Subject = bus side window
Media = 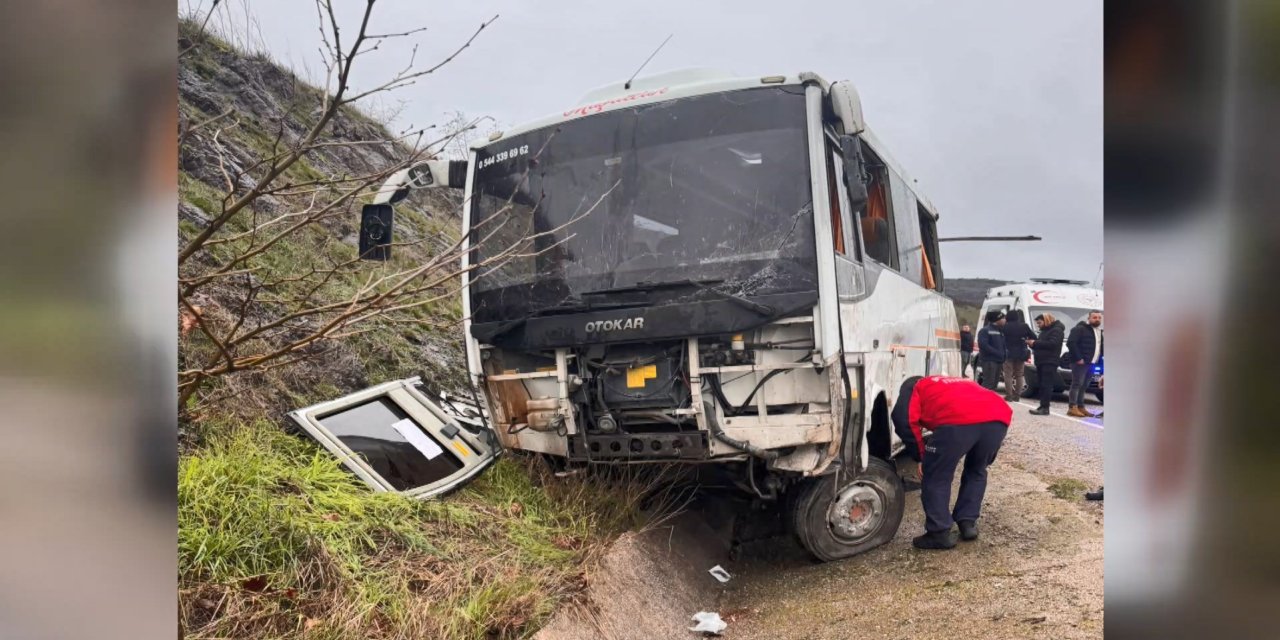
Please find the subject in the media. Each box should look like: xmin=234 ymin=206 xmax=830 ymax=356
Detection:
xmin=918 ymin=202 xmax=943 ymax=291
xmin=857 ymin=143 xmax=898 ymax=269
xmin=826 ymin=144 xmax=857 ymax=258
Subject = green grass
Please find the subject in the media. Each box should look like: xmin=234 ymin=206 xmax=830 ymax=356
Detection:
xmin=1046 ymin=477 xmax=1090 ymax=501
xmin=179 ymin=171 xmax=225 ymax=219
xmin=179 ymin=421 xmax=649 ymax=639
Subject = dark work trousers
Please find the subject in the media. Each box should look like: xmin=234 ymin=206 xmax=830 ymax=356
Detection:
xmin=921 ymin=421 xmax=1008 ymax=533
xmin=1069 ymin=362 xmax=1091 ymax=406
xmin=961 ymin=352 xmax=973 ymax=378
xmin=979 ymin=360 xmax=1002 ymax=390
xmin=1036 ymin=362 xmax=1058 ymax=409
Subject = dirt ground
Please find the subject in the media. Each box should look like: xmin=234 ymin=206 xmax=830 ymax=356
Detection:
xmin=539 ymin=397 xmax=1104 ymax=639
xmin=719 ymin=399 xmax=1104 ymax=640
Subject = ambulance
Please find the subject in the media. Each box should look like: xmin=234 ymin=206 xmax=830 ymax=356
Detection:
xmin=976 ymin=279 xmax=1104 ymax=401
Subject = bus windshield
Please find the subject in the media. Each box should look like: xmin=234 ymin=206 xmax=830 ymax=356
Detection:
xmin=467 ymin=86 xmax=816 ymax=324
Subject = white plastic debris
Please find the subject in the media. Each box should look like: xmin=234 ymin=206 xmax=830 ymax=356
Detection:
xmin=707 ymin=565 xmax=732 ymax=583
xmin=689 ymin=611 xmax=727 ymax=635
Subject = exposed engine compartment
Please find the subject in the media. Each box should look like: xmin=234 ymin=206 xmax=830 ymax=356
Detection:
xmin=479 ymin=320 xmax=831 ymax=465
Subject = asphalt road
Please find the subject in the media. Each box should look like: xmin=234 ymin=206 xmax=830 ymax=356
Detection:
xmin=716 ymin=391 xmax=1105 ymax=639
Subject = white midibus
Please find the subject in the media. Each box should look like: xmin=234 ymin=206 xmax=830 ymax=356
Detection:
xmin=341 ymin=69 xmax=959 ymax=560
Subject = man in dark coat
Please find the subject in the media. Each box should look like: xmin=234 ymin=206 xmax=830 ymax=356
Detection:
xmin=1065 ymin=310 xmax=1104 ymax=417
xmin=976 ymin=311 xmax=1006 ymax=391
xmin=892 ymin=375 xmax=1013 ymax=549
xmin=1001 ymin=309 xmax=1035 ymax=402
xmin=959 ymin=324 xmax=974 ymax=378
xmin=1027 ymin=313 xmax=1066 ymax=415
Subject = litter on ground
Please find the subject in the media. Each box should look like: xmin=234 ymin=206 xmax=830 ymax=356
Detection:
xmin=689 ymin=611 xmax=727 ymax=635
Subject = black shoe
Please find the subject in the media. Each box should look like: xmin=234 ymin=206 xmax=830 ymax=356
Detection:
xmin=1085 ymin=487 xmax=1104 ymax=501
xmin=913 ymin=529 xmax=958 ymax=550
xmin=957 ymin=520 xmax=979 ymax=541
xmin=1029 ymin=407 xmax=1050 ymax=415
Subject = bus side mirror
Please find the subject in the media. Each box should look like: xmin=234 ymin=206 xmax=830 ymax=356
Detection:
xmin=839 ymin=135 xmax=868 ymax=211
xmin=829 ymin=81 xmax=866 ymax=135
xmin=359 ymin=203 xmax=394 ymax=261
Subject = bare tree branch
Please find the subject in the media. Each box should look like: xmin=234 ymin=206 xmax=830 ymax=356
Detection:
xmin=341 ymin=14 xmax=498 ymax=105
xmin=176 ymin=3 xmax=530 ymax=415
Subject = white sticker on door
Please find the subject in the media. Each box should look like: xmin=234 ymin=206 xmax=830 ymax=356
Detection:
xmin=391 ymin=418 xmax=444 ymax=460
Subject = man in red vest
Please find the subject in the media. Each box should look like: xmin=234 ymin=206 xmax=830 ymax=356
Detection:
xmin=892 ymin=375 xmax=1013 ymax=549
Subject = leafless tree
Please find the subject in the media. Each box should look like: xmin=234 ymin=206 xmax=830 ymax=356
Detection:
xmin=178 ymin=2 xmax=604 ymax=415
xmin=437 ymin=110 xmax=497 ymax=160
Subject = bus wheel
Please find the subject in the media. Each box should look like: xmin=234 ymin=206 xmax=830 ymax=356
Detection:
xmin=790 ymin=458 xmax=904 ymax=562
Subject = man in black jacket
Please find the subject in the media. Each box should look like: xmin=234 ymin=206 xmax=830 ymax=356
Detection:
xmin=959 ymin=324 xmax=974 ymax=378
xmin=1027 ymin=313 xmax=1066 ymax=415
xmin=976 ymin=311 xmax=1006 ymax=391
xmin=1001 ymin=310 xmax=1035 ymax=402
xmin=1065 ymin=310 xmax=1104 ymax=417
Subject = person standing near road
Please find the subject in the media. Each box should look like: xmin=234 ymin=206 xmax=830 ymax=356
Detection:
xmin=976 ymin=311 xmax=1007 ymax=391
xmin=1027 ymin=313 xmax=1066 ymax=415
xmin=892 ymin=375 xmax=1013 ymax=550
xmin=1001 ymin=310 xmax=1035 ymax=402
xmin=959 ymin=324 xmax=974 ymax=378
xmin=1066 ymin=310 xmax=1104 ymax=418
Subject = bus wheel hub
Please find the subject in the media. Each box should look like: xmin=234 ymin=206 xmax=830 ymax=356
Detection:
xmin=828 ymin=484 xmax=884 ymax=541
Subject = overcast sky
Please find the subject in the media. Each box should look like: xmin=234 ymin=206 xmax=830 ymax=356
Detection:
xmin=196 ymin=0 xmax=1103 ymax=283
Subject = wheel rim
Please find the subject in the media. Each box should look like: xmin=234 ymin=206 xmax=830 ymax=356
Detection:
xmin=826 ymin=482 xmax=886 ymax=542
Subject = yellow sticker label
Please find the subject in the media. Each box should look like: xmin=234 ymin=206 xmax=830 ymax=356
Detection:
xmin=451 ymin=441 xmax=471 ymax=458
xmin=625 ymin=364 xmax=658 ymax=388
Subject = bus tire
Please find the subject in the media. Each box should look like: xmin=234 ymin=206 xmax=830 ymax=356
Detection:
xmin=791 ymin=458 xmax=904 ymax=562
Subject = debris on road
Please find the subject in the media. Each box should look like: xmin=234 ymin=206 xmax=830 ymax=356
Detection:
xmin=708 ymin=565 xmax=732 ymax=583
xmin=689 ymin=611 xmax=727 ymax=636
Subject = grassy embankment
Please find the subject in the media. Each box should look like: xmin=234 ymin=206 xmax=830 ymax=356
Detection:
xmin=178 ymin=24 xmax=655 ymax=638
xmin=180 ymin=422 xmax=651 ymax=639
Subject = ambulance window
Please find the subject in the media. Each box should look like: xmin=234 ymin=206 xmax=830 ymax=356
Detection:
xmin=985 ymin=304 xmax=1009 ymax=321
xmin=857 ymin=143 xmax=898 ymax=269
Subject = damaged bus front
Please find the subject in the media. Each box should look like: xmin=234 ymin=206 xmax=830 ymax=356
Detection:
xmin=468 ymin=82 xmax=827 ymax=468
xmin=359 ymin=70 xmax=960 ymax=560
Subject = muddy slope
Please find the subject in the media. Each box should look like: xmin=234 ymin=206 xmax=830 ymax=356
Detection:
xmin=535 ymin=513 xmax=732 ymax=640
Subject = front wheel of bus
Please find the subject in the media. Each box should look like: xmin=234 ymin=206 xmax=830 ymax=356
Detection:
xmin=791 ymin=458 xmax=905 ymax=562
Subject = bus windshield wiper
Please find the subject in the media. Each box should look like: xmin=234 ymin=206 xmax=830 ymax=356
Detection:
xmin=583 ymin=278 xmax=774 ymax=316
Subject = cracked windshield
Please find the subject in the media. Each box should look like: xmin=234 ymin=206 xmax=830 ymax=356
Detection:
xmin=468 ymin=86 xmax=816 ymax=324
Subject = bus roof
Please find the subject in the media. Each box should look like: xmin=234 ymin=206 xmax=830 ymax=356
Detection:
xmin=473 ymin=68 xmax=939 ymax=217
